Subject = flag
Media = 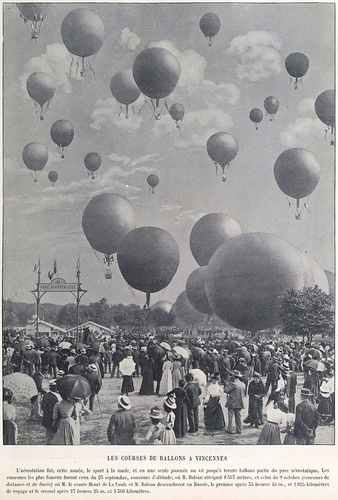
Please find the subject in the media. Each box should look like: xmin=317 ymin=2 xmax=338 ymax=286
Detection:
xmin=76 ymin=256 xmax=81 ymax=276
xmin=48 ymin=259 xmax=57 ymax=280
xmin=33 ymin=258 xmax=40 ymax=272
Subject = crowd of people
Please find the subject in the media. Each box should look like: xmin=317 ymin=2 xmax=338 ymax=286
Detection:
xmin=2 ymin=332 xmax=335 ymax=446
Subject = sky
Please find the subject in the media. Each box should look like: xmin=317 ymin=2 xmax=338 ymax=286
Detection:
xmin=2 ymin=2 xmax=335 ymax=308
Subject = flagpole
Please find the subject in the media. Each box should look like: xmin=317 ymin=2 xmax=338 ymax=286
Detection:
xmin=36 ymin=258 xmax=41 ymax=339
xmin=76 ymin=255 xmax=81 ymax=342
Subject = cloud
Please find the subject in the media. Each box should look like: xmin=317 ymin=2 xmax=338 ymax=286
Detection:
xmin=148 ymin=40 xmax=207 ymax=87
xmin=279 ymin=118 xmax=325 ymax=148
xmin=154 ymin=107 xmax=234 ymax=148
xmin=226 ymin=31 xmax=282 ymax=82
xmin=297 ymin=98 xmax=316 ymax=115
xmin=159 ymin=204 xmax=183 ymax=212
xmin=90 ymin=98 xmax=144 ymax=131
xmin=121 ymin=27 xmax=141 ymax=51
xmin=20 ymin=43 xmax=77 ymax=95
xmin=174 ymin=210 xmax=208 ymax=225
xmin=108 ymin=153 xmax=132 ymax=165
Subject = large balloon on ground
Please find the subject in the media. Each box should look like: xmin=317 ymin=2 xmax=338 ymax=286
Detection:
xmin=175 ymin=291 xmax=206 ymax=325
xmin=82 ymin=193 xmax=136 ymax=257
xmin=150 ymin=300 xmax=173 ymax=313
xmin=294 ymin=247 xmax=329 ymax=293
xmin=324 ymin=270 xmax=335 ymax=296
xmin=274 ymin=148 xmax=321 ymax=219
xmin=190 ymin=213 xmax=242 ymax=266
xmin=205 ymin=233 xmax=307 ymax=331
xmin=207 ymin=132 xmax=238 ymax=182
xmin=117 ymin=227 xmax=180 ymax=308
xmin=186 ymin=267 xmax=213 ymax=315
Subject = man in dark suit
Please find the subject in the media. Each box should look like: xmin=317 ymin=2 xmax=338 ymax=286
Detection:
xmin=294 ymin=388 xmax=319 ymax=445
xmin=223 ymin=370 xmax=246 ymax=434
xmin=41 ymin=379 xmax=61 ymax=444
xmin=30 ymin=366 xmax=48 ymax=420
xmin=264 ymin=356 xmax=280 ymax=396
xmin=283 ymin=362 xmax=297 ymax=413
xmin=185 ymin=373 xmax=202 ymax=433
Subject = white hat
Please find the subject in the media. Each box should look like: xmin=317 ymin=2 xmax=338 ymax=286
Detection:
xmin=118 ymin=395 xmax=131 ymax=410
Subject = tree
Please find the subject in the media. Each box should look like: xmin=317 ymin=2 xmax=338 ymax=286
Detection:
xmin=279 ymin=286 xmax=334 ymax=343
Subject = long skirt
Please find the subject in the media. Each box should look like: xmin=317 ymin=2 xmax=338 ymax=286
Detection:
xmin=3 ymin=420 xmax=17 ymax=445
xmin=173 ymin=402 xmax=188 ymax=438
xmin=52 ymin=417 xmax=80 ymax=445
xmin=257 ymin=422 xmax=281 ymax=445
xmin=283 ymin=431 xmax=296 ymax=445
xmin=121 ymin=375 xmax=134 ymax=394
xmin=162 ymin=428 xmax=176 ymax=445
xmin=204 ymin=396 xmax=225 ymax=430
xmin=243 ymin=397 xmax=263 ymax=426
xmin=139 ymin=369 xmax=154 ymax=395
xmin=318 ymin=398 xmax=332 ymax=420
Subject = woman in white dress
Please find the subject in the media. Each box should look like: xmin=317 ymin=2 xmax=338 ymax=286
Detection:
xmin=159 ymin=355 xmax=173 ymax=395
xmin=257 ymin=393 xmax=287 ymax=445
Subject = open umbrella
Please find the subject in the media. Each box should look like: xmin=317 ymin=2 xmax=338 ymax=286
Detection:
xmin=304 ymin=359 xmax=326 ymax=372
xmin=119 ymin=358 xmax=136 ymax=376
xmin=236 ymin=347 xmax=251 ymax=362
xmin=160 ymin=342 xmax=171 ymax=351
xmin=228 ymin=341 xmax=241 ymax=353
xmin=71 ymin=342 xmax=86 ymax=352
xmin=3 ymin=373 xmax=38 ymax=400
xmin=59 ymin=341 xmax=72 ymax=349
xmin=306 ymin=348 xmax=322 ymax=360
xmin=189 ymin=369 xmax=207 ymax=386
xmin=173 ymin=346 xmax=189 ymax=359
xmin=36 ymin=337 xmax=50 ymax=347
xmin=56 ymin=374 xmax=92 ymax=400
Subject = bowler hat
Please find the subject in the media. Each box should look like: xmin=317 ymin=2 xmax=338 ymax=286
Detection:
xmin=300 ymin=388 xmax=312 ymax=397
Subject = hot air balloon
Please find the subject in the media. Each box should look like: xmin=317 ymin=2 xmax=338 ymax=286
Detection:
xmin=249 ymin=108 xmax=263 ymax=130
xmin=133 ymin=47 xmax=181 ymax=120
xmin=169 ymin=103 xmax=185 ymax=130
xmin=175 ymin=291 xmax=206 ymax=326
xmin=82 ymin=193 xmax=136 ymax=279
xmin=26 ymin=72 xmax=55 ymax=120
xmin=207 ymin=132 xmax=238 ymax=182
xmin=150 ymin=300 xmax=173 ymax=313
xmin=205 ymin=233 xmax=307 ymax=332
xmin=190 ymin=213 xmax=242 ymax=266
xmin=17 ymin=3 xmax=51 ymax=40
xmin=199 ymin=12 xmax=221 ymax=46
xmin=147 ymin=174 xmax=159 ymax=194
xmin=117 ymin=227 xmax=180 ymax=309
xmin=61 ymin=8 xmax=105 ymax=77
xmin=22 ymin=142 xmax=48 ymax=182
xmin=315 ymin=90 xmax=335 ymax=145
xmin=285 ymin=52 xmax=309 ymax=89
xmin=264 ymin=96 xmax=279 ymax=121
xmin=110 ymin=70 xmax=141 ymax=119
xmin=186 ymin=267 xmax=213 ymax=315
xmin=50 ymin=120 xmax=74 ymax=159
xmin=48 ymin=170 xmax=58 ymax=187
xmin=84 ymin=152 xmax=101 ymax=179
xmin=274 ymin=148 xmax=321 ymax=219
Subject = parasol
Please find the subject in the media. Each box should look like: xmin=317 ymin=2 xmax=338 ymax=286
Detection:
xmin=119 ymin=358 xmax=136 ymax=376
xmin=189 ymin=369 xmax=207 ymax=386
xmin=59 ymin=341 xmax=72 ymax=349
xmin=305 ymin=348 xmax=322 ymax=360
xmin=173 ymin=346 xmax=189 ymax=359
xmin=160 ymin=342 xmax=171 ymax=351
xmin=56 ymin=374 xmax=92 ymax=400
xmin=304 ymin=359 xmax=326 ymax=372
xmin=3 ymin=373 xmax=38 ymax=400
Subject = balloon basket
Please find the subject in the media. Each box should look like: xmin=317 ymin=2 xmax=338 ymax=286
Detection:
xmin=40 ymin=115 xmax=44 ymax=121
xmin=104 ymin=270 xmax=112 ymax=279
xmin=295 ymin=213 xmax=301 ymax=220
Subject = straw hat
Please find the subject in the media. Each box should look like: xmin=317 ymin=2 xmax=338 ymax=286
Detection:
xmin=118 ymin=395 xmax=131 ymax=410
xmin=150 ymin=406 xmax=164 ymax=420
xmin=164 ymin=394 xmax=177 ymax=410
